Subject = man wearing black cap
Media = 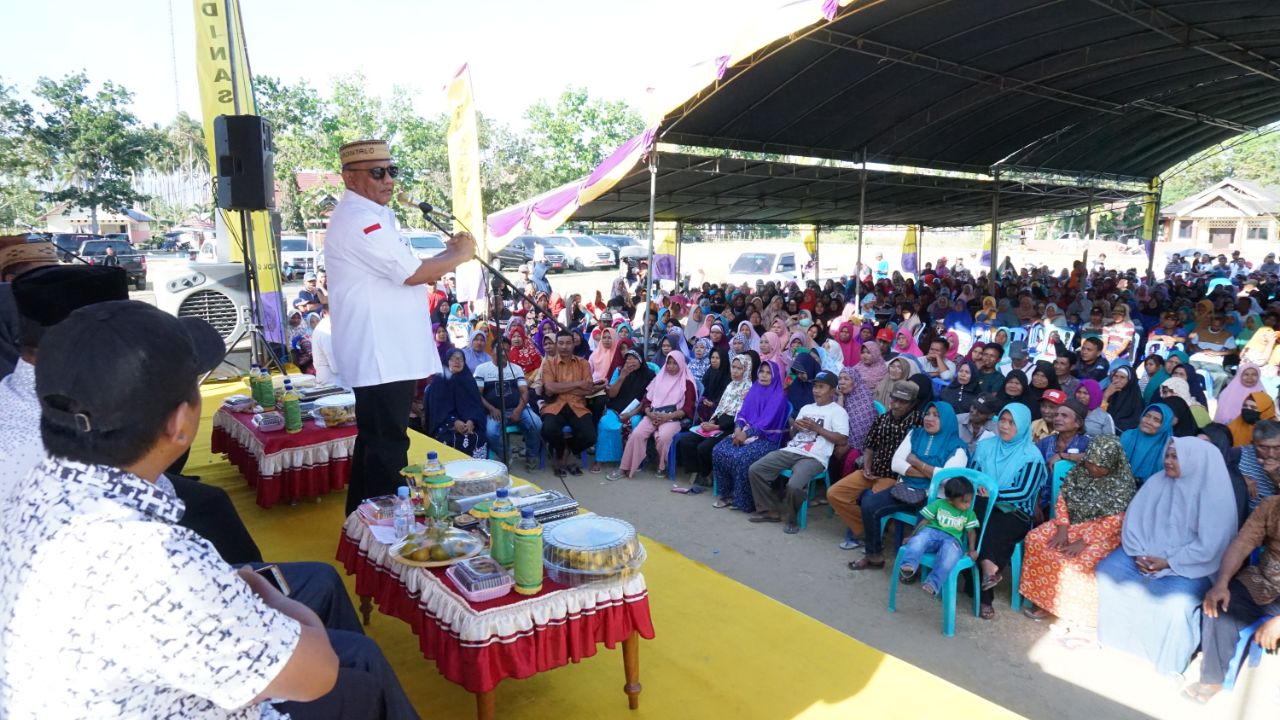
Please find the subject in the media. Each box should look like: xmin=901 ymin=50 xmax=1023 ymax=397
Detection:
xmin=0 ymin=299 xmax=417 ymax=719
xmin=747 ymin=370 xmax=848 ymax=534
xmin=957 ymin=394 xmax=998 ymax=456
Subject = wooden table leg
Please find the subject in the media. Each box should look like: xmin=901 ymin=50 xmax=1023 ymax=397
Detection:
xmin=622 ymin=631 xmax=641 ymax=710
xmin=359 ymin=595 xmax=372 ymax=626
xmin=475 ymin=689 xmax=495 ymax=720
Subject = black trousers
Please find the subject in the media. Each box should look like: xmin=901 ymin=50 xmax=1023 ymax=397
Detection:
xmin=276 ymin=629 xmax=419 ymax=720
xmin=676 ymin=431 xmax=727 ymax=477
xmin=169 ymin=474 xmax=263 ymax=565
xmin=348 ymin=380 xmax=417 ymax=516
xmin=964 ymin=497 xmax=1032 ymax=604
xmin=1199 ymin=578 xmax=1280 ymax=685
xmin=540 ymin=406 xmax=597 ymax=459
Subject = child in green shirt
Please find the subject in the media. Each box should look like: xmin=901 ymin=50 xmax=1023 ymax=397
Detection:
xmin=899 ymin=475 xmax=979 ymax=596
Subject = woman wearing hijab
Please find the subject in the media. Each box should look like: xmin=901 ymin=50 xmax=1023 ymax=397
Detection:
xmin=855 ymin=341 xmax=889 ymax=391
xmin=832 ymin=321 xmax=861 ymax=367
xmin=1102 ymin=364 xmax=1145 ymax=432
xmin=591 ymin=350 xmax=655 ymax=473
xmin=1227 ymin=391 xmax=1277 ymax=447
xmin=425 ymin=348 xmax=489 ymax=459
xmin=1095 ymin=437 xmax=1238 ymax=677
xmin=1026 ymin=361 xmax=1060 ymax=417
xmin=893 ymin=328 xmax=923 ymax=358
xmin=507 ymin=323 xmax=542 ymax=378
xmin=848 ymin=401 xmax=968 ymax=571
xmin=819 ymin=338 xmax=846 ymax=375
xmin=759 ymin=330 xmax=790 ymax=372
xmin=678 ymin=353 xmax=753 ymax=488
xmin=1239 ymin=326 xmax=1276 ymax=369
xmin=835 ymin=369 xmax=878 ymax=477
xmin=907 ymin=372 xmax=935 ymax=410
xmin=1199 ymin=423 xmax=1250 ymax=528
xmin=1214 ymin=364 xmax=1265 ymax=424
xmin=610 ymin=352 xmax=697 ymax=480
xmin=687 ymin=337 xmax=713 ymax=385
xmin=997 ymin=369 xmax=1033 ymax=415
xmin=1120 ymin=404 xmax=1175 ymax=485
xmin=589 ymin=327 xmax=621 ymax=382
xmin=874 ymin=356 xmax=916 ymax=408
xmin=1019 ymin=435 xmax=1137 ymax=625
xmin=939 ymin=360 xmax=981 ymax=416
xmin=1138 ymin=354 xmax=1169 ymax=404
xmin=737 ymin=321 xmax=762 ymax=352
xmin=707 ymin=323 xmax=730 ymax=353
xmin=788 ymin=353 xmax=820 ymax=411
xmin=1159 ymin=394 xmax=1200 ymax=438
xmin=695 ymin=347 xmax=733 ymax=423
xmin=1073 ymin=379 xmax=1115 ymax=437
xmin=1157 ymin=376 xmax=1210 ymax=429
xmin=965 ymin=404 xmax=1048 ymax=619
xmin=1169 ymin=364 xmax=1209 ymax=407
xmin=461 ymin=329 xmax=491 ymax=372
xmin=712 ymin=360 xmax=791 ymax=512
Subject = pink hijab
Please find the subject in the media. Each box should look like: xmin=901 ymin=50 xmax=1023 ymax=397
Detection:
xmin=760 ymin=330 xmax=791 ymax=371
xmin=1214 ymin=363 xmax=1263 ymax=424
xmin=856 ymin=341 xmax=888 ymax=388
xmin=893 ymin=328 xmax=923 ymax=357
xmin=834 ymin=320 xmax=861 ymax=366
xmin=646 ymin=351 xmax=692 ymax=408
xmin=589 ymin=327 xmax=618 ymax=381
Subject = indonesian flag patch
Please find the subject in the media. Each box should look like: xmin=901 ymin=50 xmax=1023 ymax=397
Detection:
xmin=363 ymin=223 xmax=381 ymax=235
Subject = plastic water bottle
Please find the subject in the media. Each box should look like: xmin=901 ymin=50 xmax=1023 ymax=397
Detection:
xmin=249 ymin=364 xmax=268 ymax=407
xmin=281 ymin=379 xmax=303 ymax=434
xmin=422 ymin=451 xmax=445 ymax=478
xmin=513 ymin=508 xmax=543 ymax=595
xmin=394 ymin=486 xmax=414 ymax=538
xmin=489 ymin=487 xmax=518 ymax=568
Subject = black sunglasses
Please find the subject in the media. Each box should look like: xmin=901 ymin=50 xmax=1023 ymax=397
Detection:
xmin=346 ymin=164 xmax=400 ymax=180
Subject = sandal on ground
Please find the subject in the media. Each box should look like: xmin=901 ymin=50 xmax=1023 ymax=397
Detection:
xmin=553 ymin=467 xmax=567 ymax=478
xmin=838 ymin=538 xmax=863 ymax=550
xmin=808 ymin=498 xmax=829 ymax=507
xmin=783 ymin=522 xmax=799 ymax=534
xmin=712 ymin=499 xmax=732 ymax=509
xmin=687 ymin=485 xmax=704 ymax=494
xmin=670 ymin=485 xmax=690 ymax=494
xmin=524 ymin=459 xmax=537 ymax=472
xmin=980 ymin=572 xmax=1003 ymax=591
xmin=848 ymin=557 xmax=885 ymax=571
xmin=748 ymin=514 xmax=781 ymax=523
xmin=588 ymin=463 xmax=603 ymax=474
xmin=899 ymin=565 xmax=918 ymax=582
xmin=567 ymin=465 xmax=583 ymax=477
xmin=979 ymin=603 xmax=995 ymax=620
xmin=1022 ymin=605 xmax=1052 ymax=621
xmin=605 ymin=470 xmax=626 ymax=481
xmin=922 ymin=584 xmax=938 ymax=597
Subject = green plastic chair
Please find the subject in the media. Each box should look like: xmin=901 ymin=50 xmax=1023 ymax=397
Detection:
xmin=1010 ymin=459 xmax=1074 ymax=611
xmin=887 ymin=468 xmax=999 ymax=637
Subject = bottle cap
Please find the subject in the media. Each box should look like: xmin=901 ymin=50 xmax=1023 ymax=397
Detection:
xmin=397 ymin=486 xmax=410 ymax=497
xmin=496 ymin=487 xmax=508 ymax=498
xmin=427 ymin=451 xmax=438 ymax=460
xmin=521 ymin=508 xmax=534 ymax=518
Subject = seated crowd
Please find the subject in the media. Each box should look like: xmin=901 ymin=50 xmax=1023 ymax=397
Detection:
xmin=424 ymin=249 xmax=1280 ymax=699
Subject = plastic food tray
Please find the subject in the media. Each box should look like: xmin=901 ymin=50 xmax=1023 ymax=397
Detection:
xmin=542 ymin=516 xmax=646 ymax=588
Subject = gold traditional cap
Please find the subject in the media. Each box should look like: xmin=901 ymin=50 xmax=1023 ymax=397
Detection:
xmin=0 ymin=239 xmax=58 ymax=277
xmin=339 ymin=139 xmax=391 ymax=166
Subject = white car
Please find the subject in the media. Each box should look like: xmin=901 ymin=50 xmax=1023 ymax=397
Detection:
xmin=279 ymin=235 xmax=318 ymax=280
xmin=404 ymin=231 xmax=447 ymax=260
xmin=545 ymin=233 xmax=616 ymax=271
xmin=725 ymin=247 xmax=807 ymax=287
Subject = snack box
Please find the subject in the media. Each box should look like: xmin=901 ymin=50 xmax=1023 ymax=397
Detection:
xmin=252 ymin=411 xmax=285 ymax=432
xmin=445 ymin=555 xmax=514 ymax=602
xmin=542 ymin=516 xmax=645 ymax=588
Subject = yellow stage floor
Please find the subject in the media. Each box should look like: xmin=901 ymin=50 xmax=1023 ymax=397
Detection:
xmin=190 ymin=382 xmax=1020 ymax=719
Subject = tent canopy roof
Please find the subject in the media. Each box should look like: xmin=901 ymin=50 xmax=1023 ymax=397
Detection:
xmin=656 ymin=0 xmax=1280 ymax=178
xmin=569 ymin=151 xmax=1146 ymax=227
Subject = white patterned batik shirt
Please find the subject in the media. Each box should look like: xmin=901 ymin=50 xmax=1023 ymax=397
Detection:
xmin=0 ymin=359 xmax=42 ymax=508
xmin=0 ymin=456 xmax=300 ymax=719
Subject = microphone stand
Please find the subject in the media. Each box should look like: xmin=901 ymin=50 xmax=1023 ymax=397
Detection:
xmin=414 ymin=210 xmax=568 ymax=470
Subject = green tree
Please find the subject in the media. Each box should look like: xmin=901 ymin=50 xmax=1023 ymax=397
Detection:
xmin=254 ymin=76 xmax=335 ymax=231
xmin=523 ymin=86 xmax=644 ymax=192
xmin=0 ymin=80 xmax=41 ymax=230
xmin=25 ymin=73 xmax=154 ymax=233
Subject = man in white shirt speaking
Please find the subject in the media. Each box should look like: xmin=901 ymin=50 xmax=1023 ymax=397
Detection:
xmin=326 ymin=139 xmax=475 ymax=515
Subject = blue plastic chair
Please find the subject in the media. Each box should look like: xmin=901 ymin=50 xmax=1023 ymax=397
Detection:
xmin=931 ymin=377 xmax=947 ymax=397
xmin=1224 ymin=615 xmax=1274 ymax=691
xmin=667 ymin=431 xmax=692 ymax=481
xmin=874 ymin=401 xmax=886 ymax=415
xmin=887 ymin=468 xmax=1000 ymax=637
xmin=786 ymin=467 xmax=832 ymax=529
xmin=1010 ymin=459 xmax=1074 ymax=611
xmin=1197 ymin=368 xmax=1217 ymax=401
xmin=1000 ymin=326 xmax=1028 ymax=346
xmin=488 ymin=423 xmax=524 ymax=463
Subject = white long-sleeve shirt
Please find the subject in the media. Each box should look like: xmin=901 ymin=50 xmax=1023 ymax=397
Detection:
xmin=890 ymin=435 xmax=968 ymax=478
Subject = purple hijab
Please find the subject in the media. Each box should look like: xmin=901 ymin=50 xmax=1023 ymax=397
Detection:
xmin=735 ymin=359 xmax=790 ymax=444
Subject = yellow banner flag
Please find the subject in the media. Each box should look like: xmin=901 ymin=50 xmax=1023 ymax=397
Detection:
xmin=190 ymin=0 xmax=284 ymax=341
xmin=445 ymin=64 xmax=485 ymax=302
xmin=653 ymin=221 xmax=678 ymax=280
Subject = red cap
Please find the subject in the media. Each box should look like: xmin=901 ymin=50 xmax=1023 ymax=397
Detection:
xmin=876 ymin=328 xmax=895 ymax=342
xmin=1041 ymin=389 xmax=1067 ymax=405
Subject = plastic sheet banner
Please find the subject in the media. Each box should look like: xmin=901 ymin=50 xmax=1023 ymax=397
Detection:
xmin=901 ymin=225 xmax=919 ymax=276
xmin=653 ymin=222 xmax=679 ymax=281
xmin=1143 ymin=177 xmax=1161 ymax=266
xmin=191 ymin=0 xmax=284 ymax=342
xmin=980 ymin=225 xmax=993 ymax=267
xmin=446 ymin=64 xmax=485 ymax=303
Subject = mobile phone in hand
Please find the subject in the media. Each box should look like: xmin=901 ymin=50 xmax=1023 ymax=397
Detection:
xmin=254 ymin=564 xmax=292 ymax=596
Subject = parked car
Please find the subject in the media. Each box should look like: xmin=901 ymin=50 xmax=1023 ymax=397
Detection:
xmin=493 ymin=235 xmax=567 ymax=272
xmin=279 ymin=235 xmax=319 ymax=280
xmin=49 ymin=232 xmax=104 ymax=261
xmin=544 ymin=233 xmax=614 ymax=271
xmin=404 ymin=231 xmax=448 ymax=260
xmin=79 ymin=239 xmax=147 ymax=290
xmin=725 ymin=246 xmax=807 ymax=287
xmin=593 ymin=234 xmax=648 ymax=263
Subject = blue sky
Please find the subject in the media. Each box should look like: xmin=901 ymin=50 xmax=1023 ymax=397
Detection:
xmin=1 ymin=0 xmax=757 ymax=127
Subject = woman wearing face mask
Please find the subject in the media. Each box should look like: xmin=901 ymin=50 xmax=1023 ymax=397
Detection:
xmin=1227 ymin=391 xmax=1277 ymax=447
xmin=1214 ymin=364 xmax=1265 ymax=424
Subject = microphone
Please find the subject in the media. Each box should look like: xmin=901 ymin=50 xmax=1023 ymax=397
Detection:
xmin=397 ymin=192 xmax=452 ymax=220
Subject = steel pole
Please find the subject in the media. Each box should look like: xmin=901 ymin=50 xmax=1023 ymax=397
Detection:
xmin=644 ymin=153 xmax=657 ymax=360
xmin=855 ymin=148 xmax=867 ymax=314
xmin=989 ymin=166 xmax=1001 ymax=293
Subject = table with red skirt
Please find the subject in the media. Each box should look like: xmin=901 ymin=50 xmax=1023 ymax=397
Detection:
xmin=336 ymin=513 xmax=656 ymax=720
xmin=210 ymin=408 xmax=355 ymax=508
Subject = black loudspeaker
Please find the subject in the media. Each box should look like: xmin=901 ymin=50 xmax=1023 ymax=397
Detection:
xmin=214 ymin=114 xmax=275 ymax=211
